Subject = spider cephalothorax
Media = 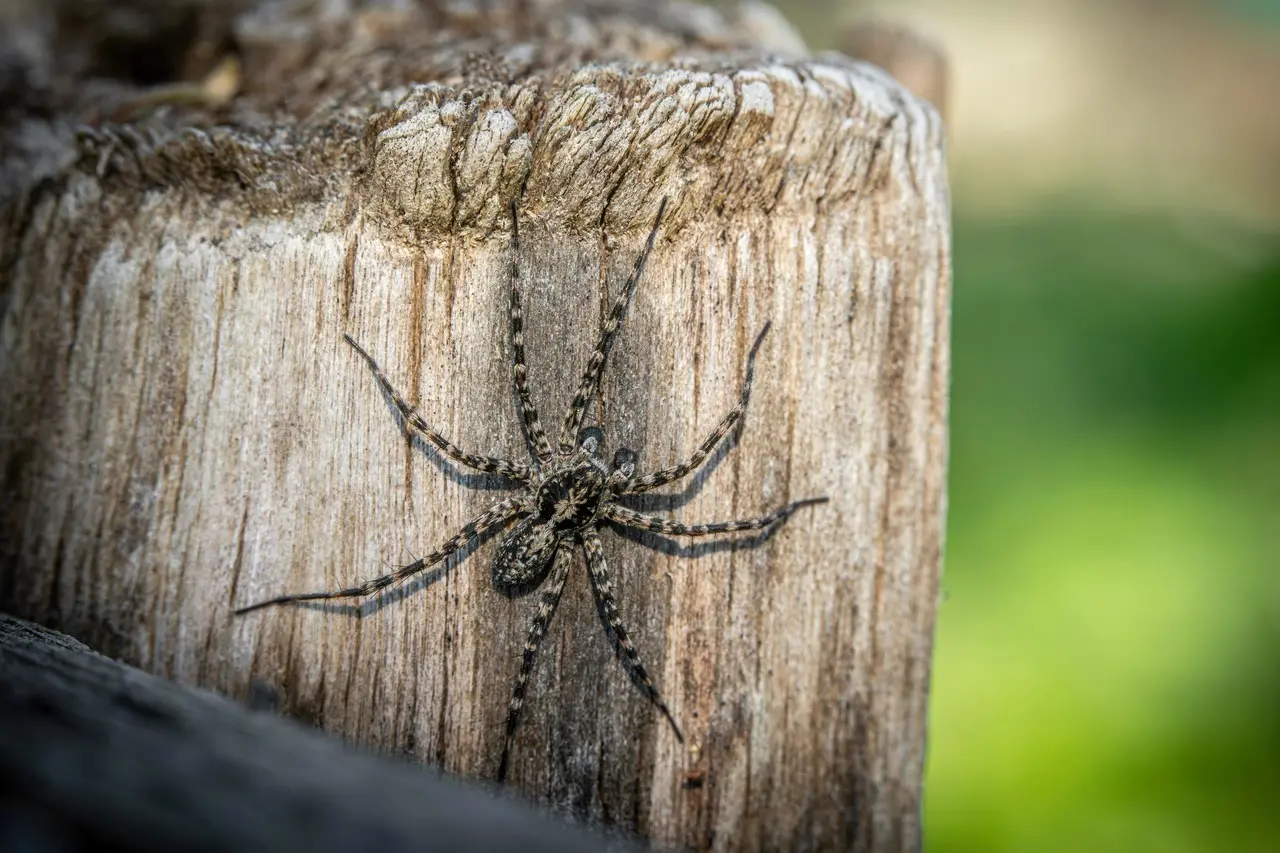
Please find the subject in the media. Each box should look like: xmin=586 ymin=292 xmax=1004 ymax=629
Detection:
xmin=491 ymin=431 xmax=621 ymax=588
xmin=235 ymin=199 xmax=827 ymax=782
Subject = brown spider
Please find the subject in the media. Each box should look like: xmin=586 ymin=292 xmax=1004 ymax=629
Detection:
xmin=234 ymin=199 xmax=827 ymax=782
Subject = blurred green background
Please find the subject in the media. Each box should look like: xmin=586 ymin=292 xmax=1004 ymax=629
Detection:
xmin=768 ymin=0 xmax=1280 ymax=849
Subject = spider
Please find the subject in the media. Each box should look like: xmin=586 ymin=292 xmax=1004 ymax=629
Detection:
xmin=234 ymin=198 xmax=828 ymax=782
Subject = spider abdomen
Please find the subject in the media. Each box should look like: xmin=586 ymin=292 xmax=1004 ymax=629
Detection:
xmin=492 ymin=463 xmax=607 ymax=589
xmin=493 ymin=516 xmax=561 ymax=589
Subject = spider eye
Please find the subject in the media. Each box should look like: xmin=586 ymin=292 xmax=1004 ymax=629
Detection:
xmin=612 ymin=447 xmax=637 ymax=478
xmin=579 ymin=426 xmax=604 ymax=455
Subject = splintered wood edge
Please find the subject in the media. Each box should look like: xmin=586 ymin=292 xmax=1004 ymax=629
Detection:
xmin=70 ymin=55 xmax=944 ymax=239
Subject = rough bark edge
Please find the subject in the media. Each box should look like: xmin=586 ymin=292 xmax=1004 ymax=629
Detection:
xmin=2 ymin=1 xmax=945 ymax=239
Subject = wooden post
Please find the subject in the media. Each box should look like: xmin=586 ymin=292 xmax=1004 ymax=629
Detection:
xmin=0 ymin=2 xmax=950 ymax=849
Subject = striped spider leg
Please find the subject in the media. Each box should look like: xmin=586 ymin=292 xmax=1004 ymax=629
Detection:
xmin=235 ymin=197 xmax=827 ymax=785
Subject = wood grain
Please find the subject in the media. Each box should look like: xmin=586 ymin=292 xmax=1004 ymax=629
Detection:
xmin=0 ymin=1 xmax=950 ymax=849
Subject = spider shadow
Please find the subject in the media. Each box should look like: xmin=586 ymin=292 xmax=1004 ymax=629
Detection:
xmin=359 ymin=360 xmax=523 ymax=494
xmin=583 ymin=517 xmax=793 ymax=729
xmin=604 ymin=510 xmax=794 ymax=561
xmin=616 ymin=419 xmax=743 ymax=515
xmin=408 ymin=431 xmax=515 ymax=493
xmin=289 ymin=517 xmax=515 ymax=619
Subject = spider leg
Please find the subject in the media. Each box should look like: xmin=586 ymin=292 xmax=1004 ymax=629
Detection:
xmin=602 ymin=498 xmax=827 ymax=537
xmin=620 ymin=322 xmax=771 ymax=495
xmin=497 ymin=538 xmax=574 ymax=784
xmin=345 ymin=335 xmax=533 ymax=483
xmin=233 ymin=496 xmax=527 ymax=614
xmin=507 ymin=201 xmax=554 ymax=464
xmin=581 ymin=530 xmax=684 ymax=744
xmin=557 ymin=198 xmax=668 ymax=454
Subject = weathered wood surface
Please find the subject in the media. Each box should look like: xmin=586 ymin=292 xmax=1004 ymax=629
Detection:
xmin=0 ymin=1 xmax=950 ymax=849
xmin=0 ymin=613 xmax=636 ymax=852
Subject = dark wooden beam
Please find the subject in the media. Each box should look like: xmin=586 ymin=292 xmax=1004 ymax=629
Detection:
xmin=0 ymin=614 xmax=637 ymax=853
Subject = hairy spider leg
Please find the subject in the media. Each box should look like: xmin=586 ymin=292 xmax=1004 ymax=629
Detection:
xmin=581 ymin=531 xmax=684 ymax=743
xmin=620 ymin=321 xmax=772 ymax=495
xmin=497 ymin=539 xmax=575 ymax=784
xmin=602 ymin=498 xmax=828 ymax=537
xmin=233 ymin=497 xmax=528 ymax=614
xmin=344 ymin=335 xmax=533 ymax=483
xmin=557 ymin=198 xmax=668 ymax=454
xmin=507 ymin=201 xmax=555 ymax=464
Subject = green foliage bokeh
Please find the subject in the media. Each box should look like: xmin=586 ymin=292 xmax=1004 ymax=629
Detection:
xmin=748 ymin=3 xmax=1279 ymax=846
xmin=925 ymin=208 xmax=1280 ymax=852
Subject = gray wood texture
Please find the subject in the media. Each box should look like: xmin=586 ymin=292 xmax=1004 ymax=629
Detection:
xmin=0 ymin=1 xmax=951 ymax=849
xmin=0 ymin=613 xmax=637 ymax=852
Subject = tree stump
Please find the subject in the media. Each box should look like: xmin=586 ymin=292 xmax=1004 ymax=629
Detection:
xmin=0 ymin=1 xmax=950 ymax=850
